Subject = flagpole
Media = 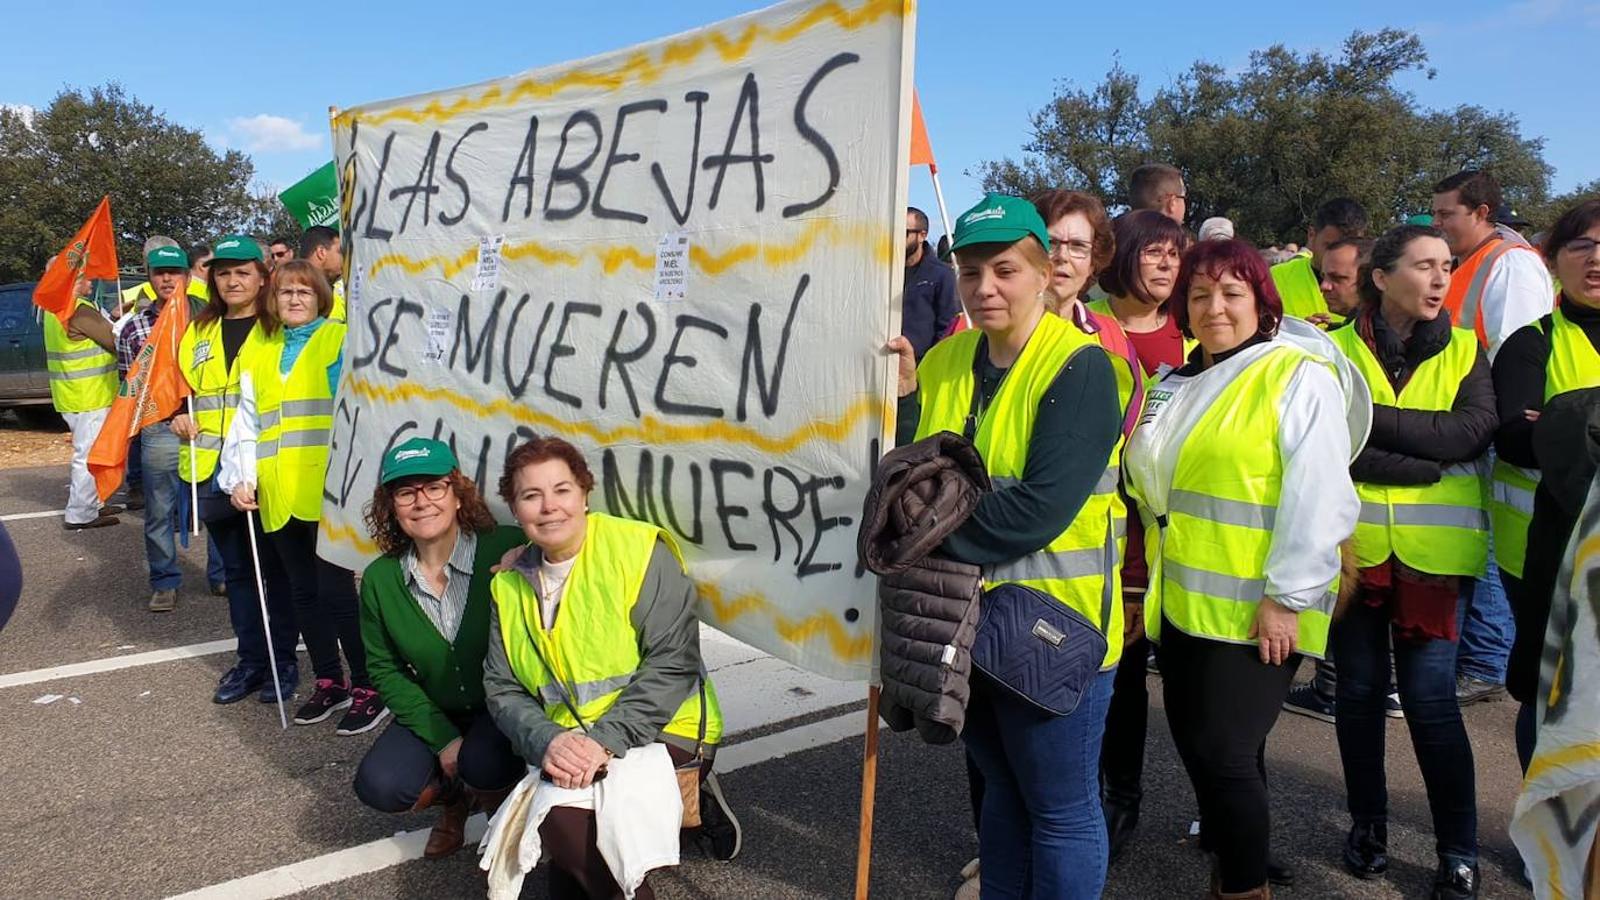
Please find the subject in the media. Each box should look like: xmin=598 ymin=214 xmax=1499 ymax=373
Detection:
xmin=927 ymin=166 xmax=955 ymax=254
xmin=852 ymin=684 xmax=881 ymax=900
xmin=245 ymin=510 xmax=289 ymax=730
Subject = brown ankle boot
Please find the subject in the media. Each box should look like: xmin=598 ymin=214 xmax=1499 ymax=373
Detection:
xmin=1209 ymin=883 xmax=1271 ymax=900
xmin=409 ymin=777 xmax=444 ymax=813
xmin=424 ymin=791 xmax=471 ymax=859
xmin=469 ymin=786 xmax=514 ymax=817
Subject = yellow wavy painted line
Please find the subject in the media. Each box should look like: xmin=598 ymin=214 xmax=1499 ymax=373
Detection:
xmin=338 ymin=0 xmax=907 ymax=129
xmin=1525 ymin=740 xmax=1600 ymax=784
xmin=697 ymin=580 xmax=872 ymax=661
xmin=365 ymin=219 xmax=892 ymax=281
xmin=319 ymin=517 xmax=870 ymax=663
xmin=342 ymin=378 xmax=884 ymax=454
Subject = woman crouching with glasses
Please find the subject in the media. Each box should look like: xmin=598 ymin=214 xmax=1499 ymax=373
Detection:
xmin=351 ymin=438 xmax=528 ymax=859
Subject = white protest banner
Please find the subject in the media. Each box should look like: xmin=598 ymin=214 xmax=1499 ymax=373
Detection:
xmin=321 ymin=0 xmax=915 ymax=680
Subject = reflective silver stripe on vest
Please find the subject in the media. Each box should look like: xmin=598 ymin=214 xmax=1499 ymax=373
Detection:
xmin=1441 ymin=461 xmax=1481 ymax=480
xmin=259 ymin=409 xmax=281 ymax=431
xmin=992 ymin=466 xmax=1119 ymax=496
xmin=191 ymin=395 xmax=227 ymax=412
xmin=537 ymin=672 xmax=636 ymax=708
xmin=1492 ymin=480 xmax=1536 ymax=516
xmin=1168 ymin=489 xmax=1277 ymax=530
xmin=1359 ymin=502 xmax=1388 ymax=525
xmin=192 ymin=433 xmax=223 ymax=451
xmin=989 ymin=546 xmax=1108 ymax=583
xmin=281 ymin=398 xmax=335 ymax=418
xmin=277 ymin=428 xmax=331 ymax=449
xmin=1390 ymin=503 xmax=1489 ymax=530
xmin=257 ymin=440 xmax=278 ymax=460
xmin=1166 ymin=561 xmax=1265 ymax=603
xmin=50 ymin=363 xmax=115 ymax=380
xmin=1458 ymin=242 xmax=1519 ymax=334
xmin=47 ymin=347 xmax=111 ymax=362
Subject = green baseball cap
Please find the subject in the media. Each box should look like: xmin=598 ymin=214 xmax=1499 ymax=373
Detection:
xmin=207 ymin=234 xmax=264 ymax=265
xmin=380 ymin=437 xmax=457 ymax=485
xmin=146 ymin=246 xmax=189 ymax=270
xmin=942 ymin=193 xmax=1051 ymax=261
xmin=1405 ymin=214 xmax=1434 ymax=226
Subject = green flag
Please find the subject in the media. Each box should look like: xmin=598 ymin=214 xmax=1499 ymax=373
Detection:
xmin=279 ymin=161 xmax=340 ymax=229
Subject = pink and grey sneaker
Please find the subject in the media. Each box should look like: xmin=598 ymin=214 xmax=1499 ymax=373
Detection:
xmin=293 ymin=679 xmax=351 ymax=725
xmin=336 ymin=687 xmax=390 ymax=736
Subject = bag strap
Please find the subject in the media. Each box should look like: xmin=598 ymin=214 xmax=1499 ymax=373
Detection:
xmin=517 ymin=597 xmax=591 ymax=734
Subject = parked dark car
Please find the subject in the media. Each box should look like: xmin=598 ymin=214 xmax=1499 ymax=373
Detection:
xmin=0 ymin=280 xmax=127 ymax=421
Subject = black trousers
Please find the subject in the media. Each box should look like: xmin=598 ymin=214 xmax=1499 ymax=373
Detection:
xmin=1100 ymin=633 xmax=1150 ymax=805
xmin=268 ymin=517 xmax=367 ymax=686
xmin=1157 ymin=620 xmax=1298 ymax=894
xmin=353 ymin=712 xmax=524 ymax=812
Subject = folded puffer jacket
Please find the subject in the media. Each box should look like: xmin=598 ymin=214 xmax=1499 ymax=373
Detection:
xmin=858 ymin=431 xmax=987 ymax=744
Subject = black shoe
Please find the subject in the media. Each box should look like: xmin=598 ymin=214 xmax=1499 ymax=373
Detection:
xmin=259 ymin=661 xmax=299 ymax=703
xmin=1343 ymin=821 xmax=1389 ymax=878
xmin=214 ymin=665 xmax=267 ymax=704
xmin=695 ymin=771 xmax=742 ymax=861
xmin=1282 ymin=683 xmax=1336 ymax=723
xmin=98 ymin=503 xmax=125 ymax=516
xmin=1455 ymin=675 xmax=1505 ymax=705
xmin=292 ymin=678 xmax=351 ymax=725
xmin=122 ymin=490 xmax=145 ymax=511
xmin=335 ymin=687 xmax=390 ymax=735
xmin=209 ymin=581 xmax=227 ymax=597
xmin=1104 ymin=798 xmax=1140 ymax=864
xmin=1266 ymin=855 xmax=1295 ymax=887
xmin=1431 ymin=859 xmax=1479 ymax=899
xmin=64 ymin=514 xmax=120 ymax=530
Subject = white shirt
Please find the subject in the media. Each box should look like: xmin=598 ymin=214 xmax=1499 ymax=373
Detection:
xmin=217 ymin=371 xmax=259 ymax=494
xmin=1480 ymin=248 xmax=1555 ymax=361
xmin=538 ymin=554 xmax=578 ymax=630
xmin=1124 ymin=341 xmax=1361 ymax=611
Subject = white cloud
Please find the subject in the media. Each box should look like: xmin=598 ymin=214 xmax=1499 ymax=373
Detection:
xmin=226 ymin=114 xmax=322 ymax=152
xmin=2 ymin=103 xmax=36 ymax=127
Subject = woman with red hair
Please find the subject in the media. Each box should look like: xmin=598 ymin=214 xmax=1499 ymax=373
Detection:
xmin=1123 ymin=239 xmax=1360 ymax=899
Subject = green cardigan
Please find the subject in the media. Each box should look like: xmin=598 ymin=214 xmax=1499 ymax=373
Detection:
xmin=359 ymin=525 xmax=526 ymax=753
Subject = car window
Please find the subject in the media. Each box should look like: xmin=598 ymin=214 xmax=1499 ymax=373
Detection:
xmin=0 ymin=287 xmax=33 ymax=337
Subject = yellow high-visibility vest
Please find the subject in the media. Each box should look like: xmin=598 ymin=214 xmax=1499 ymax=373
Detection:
xmin=252 ymin=322 xmax=343 ymax=531
xmin=43 ymin=298 xmax=117 ymax=413
xmin=914 ymin=311 xmax=1125 ymax=669
xmin=178 ymin=318 xmax=267 ymax=483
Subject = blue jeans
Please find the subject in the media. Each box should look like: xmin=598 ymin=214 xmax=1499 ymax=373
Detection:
xmin=200 ymin=478 xmax=298 ymax=670
xmin=206 ymin=534 xmax=225 ymax=586
xmin=962 ymin=667 xmax=1115 ymax=900
xmin=126 ymin=432 xmax=143 ymax=492
xmin=1332 ymin=584 xmax=1478 ymax=866
xmin=138 ymin=424 xmax=182 ymax=591
xmin=1457 ymin=524 xmax=1515 ymax=684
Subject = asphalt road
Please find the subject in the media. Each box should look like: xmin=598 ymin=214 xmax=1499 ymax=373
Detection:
xmin=0 ymin=464 xmax=1535 ymax=899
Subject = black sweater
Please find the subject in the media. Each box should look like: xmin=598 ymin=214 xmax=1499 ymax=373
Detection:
xmin=1492 ymin=299 xmax=1600 ymax=468
xmin=896 ymin=339 xmax=1121 ymax=566
xmin=1346 ymin=308 xmax=1497 ymax=486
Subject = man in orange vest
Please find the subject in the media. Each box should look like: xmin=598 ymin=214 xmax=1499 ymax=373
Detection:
xmin=1432 ymin=170 xmax=1553 ymax=357
xmin=1432 ymin=170 xmax=1554 ymax=707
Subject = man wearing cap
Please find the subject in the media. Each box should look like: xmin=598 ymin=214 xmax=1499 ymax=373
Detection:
xmin=1270 ymin=197 xmax=1370 ymax=329
xmin=117 ymin=246 xmax=208 ymax=611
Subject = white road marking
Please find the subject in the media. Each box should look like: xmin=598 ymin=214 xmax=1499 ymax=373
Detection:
xmin=0 ymin=639 xmax=239 ymax=689
xmin=164 ymin=710 xmax=876 ymax=900
xmin=0 ymin=508 xmax=67 ymax=522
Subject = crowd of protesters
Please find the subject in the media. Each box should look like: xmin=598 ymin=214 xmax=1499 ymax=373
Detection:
xmin=31 ymin=160 xmax=1599 ymax=899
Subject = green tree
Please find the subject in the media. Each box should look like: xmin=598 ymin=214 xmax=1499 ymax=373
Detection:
xmin=977 ymin=30 xmax=1567 ymax=242
xmin=0 ymin=83 xmax=263 ymax=283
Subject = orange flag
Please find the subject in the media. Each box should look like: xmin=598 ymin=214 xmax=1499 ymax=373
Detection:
xmin=88 ymin=283 xmax=194 ymax=501
xmin=33 ymin=197 xmax=119 ymax=324
xmin=910 ymin=91 xmax=937 ymax=173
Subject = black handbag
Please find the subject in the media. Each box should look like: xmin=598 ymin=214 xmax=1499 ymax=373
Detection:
xmin=970 ymin=582 xmax=1109 ymax=716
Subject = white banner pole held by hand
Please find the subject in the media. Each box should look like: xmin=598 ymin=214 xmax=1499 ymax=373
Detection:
xmin=244 ymin=509 xmax=289 ymax=730
xmin=186 ymin=395 xmax=199 ymax=536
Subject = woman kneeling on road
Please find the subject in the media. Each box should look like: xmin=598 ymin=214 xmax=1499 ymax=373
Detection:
xmin=1124 ymin=238 xmax=1360 ymax=900
xmin=352 ymin=438 xmax=527 ymax=859
xmin=484 ymin=436 xmax=740 ymax=900
xmin=1328 ymin=225 xmax=1493 ymax=899
xmin=890 ymin=193 xmax=1124 ymax=899
xmin=220 ymin=260 xmax=385 ymax=735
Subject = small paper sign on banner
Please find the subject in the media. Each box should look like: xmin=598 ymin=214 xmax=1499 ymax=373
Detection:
xmin=423 ymin=307 xmax=452 ymax=364
xmin=654 ymin=232 xmax=689 ymax=301
xmin=471 ymin=235 xmax=506 ymax=292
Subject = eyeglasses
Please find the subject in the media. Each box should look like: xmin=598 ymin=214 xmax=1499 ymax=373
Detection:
xmin=1050 ymin=239 xmax=1094 ymax=261
xmin=906 ymin=229 xmax=927 ymax=237
xmin=1140 ymin=245 xmax=1182 ymax=264
xmin=392 ymin=479 xmax=450 ymax=506
xmin=1559 ymin=237 xmax=1600 ymax=256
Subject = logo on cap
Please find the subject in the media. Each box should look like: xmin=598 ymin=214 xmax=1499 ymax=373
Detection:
xmin=394 ymin=448 xmax=432 ymax=461
xmin=218 ymin=239 xmax=241 ymax=250
xmin=963 ymin=206 xmax=1007 ymax=224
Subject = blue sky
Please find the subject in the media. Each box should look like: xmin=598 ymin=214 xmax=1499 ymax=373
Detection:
xmin=5 ymin=0 xmax=1591 ymax=241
